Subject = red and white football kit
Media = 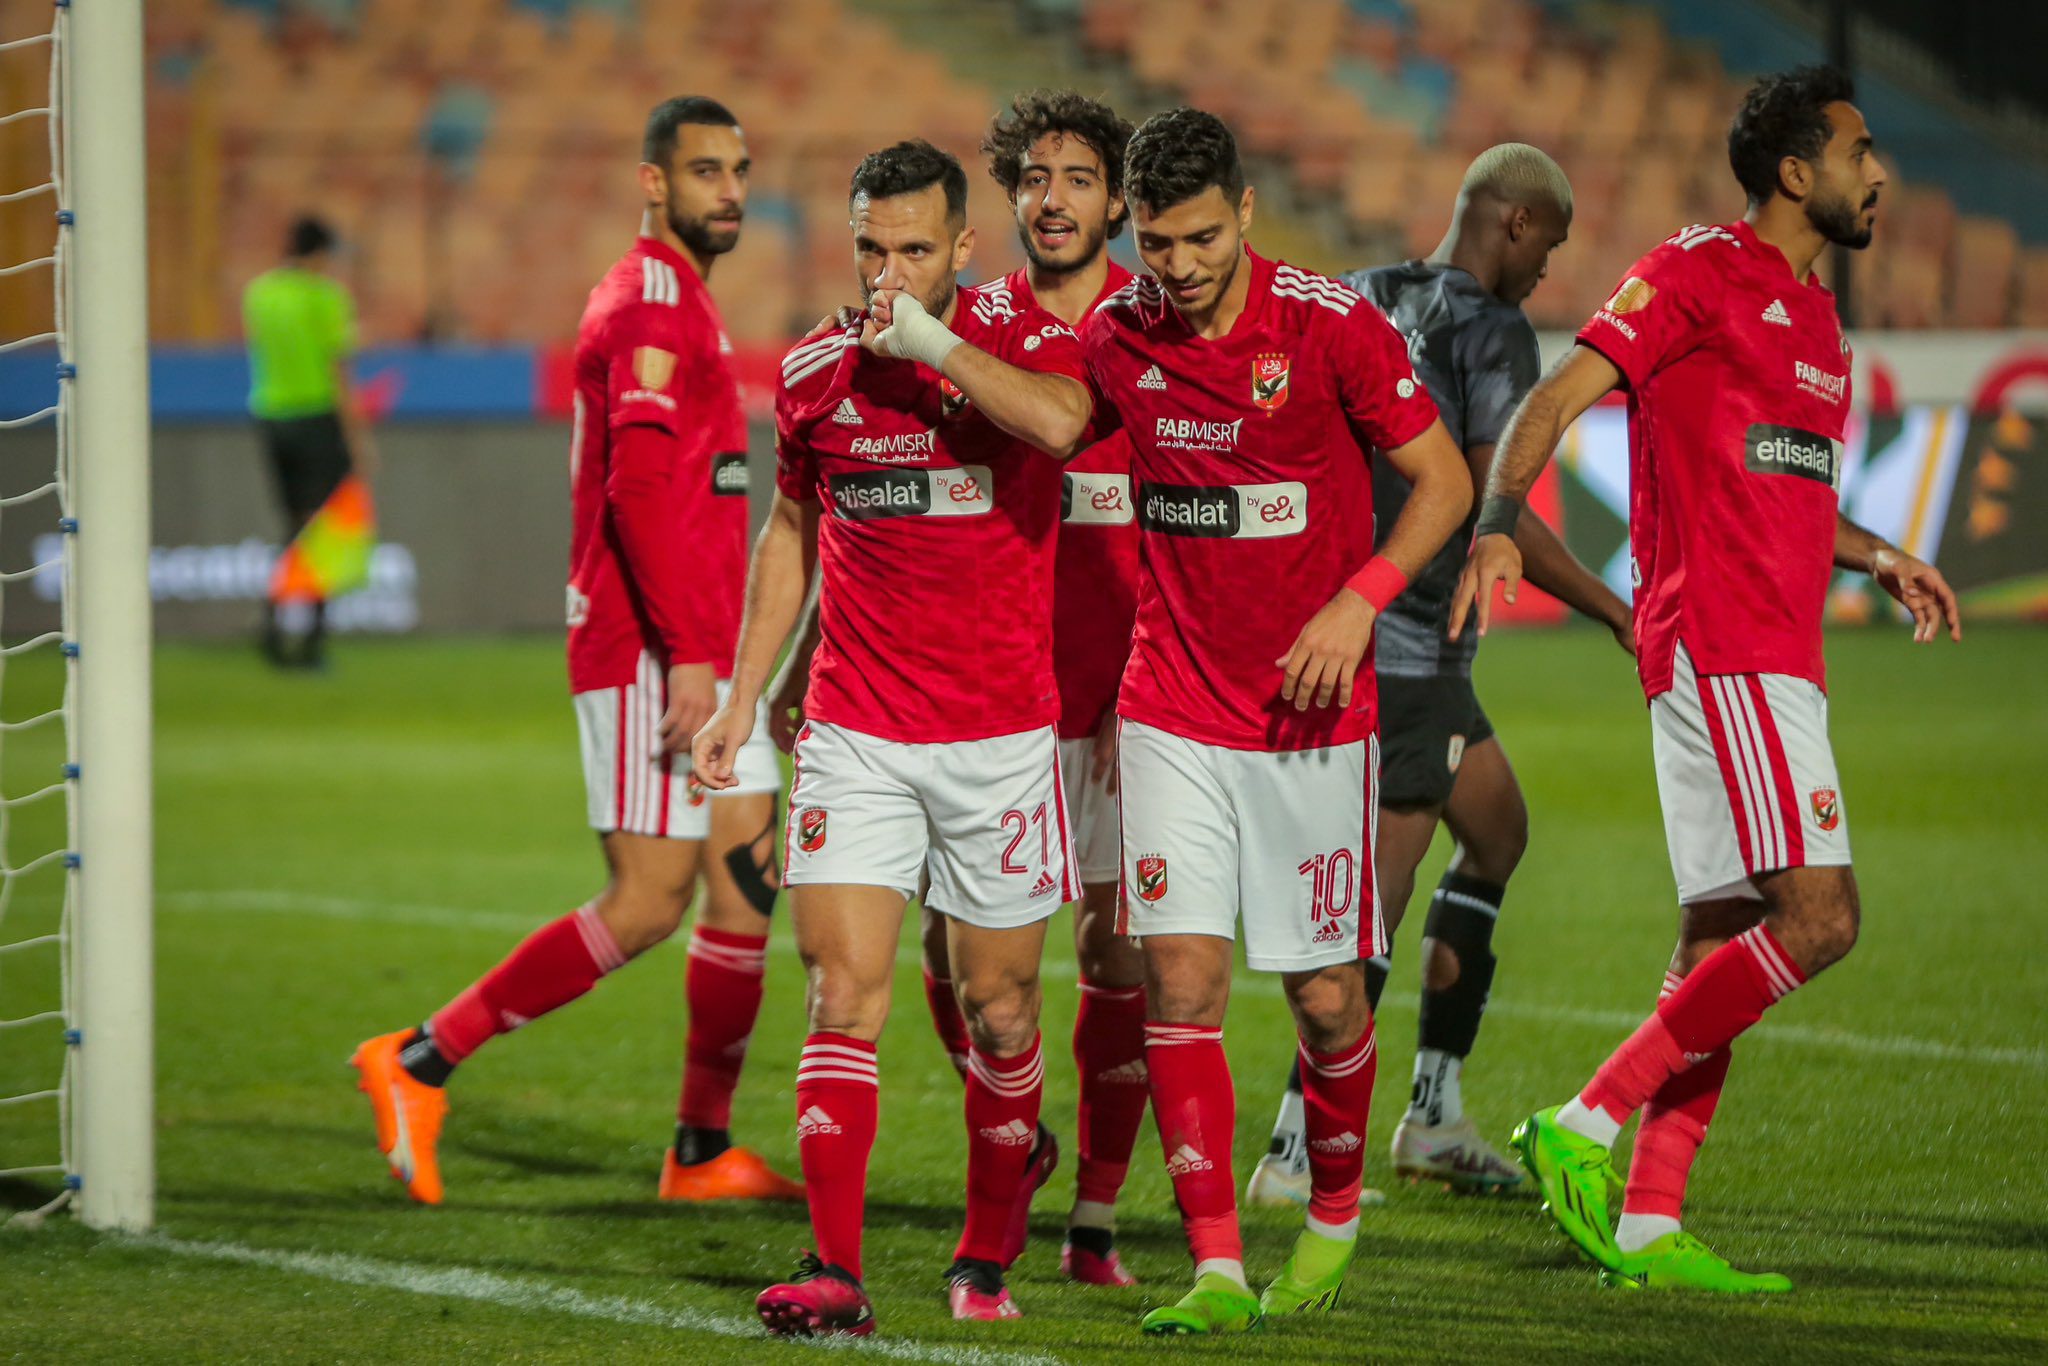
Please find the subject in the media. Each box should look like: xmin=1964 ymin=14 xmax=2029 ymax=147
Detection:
xmin=1578 ymin=221 xmax=1854 ymax=902
xmin=1018 ymin=262 xmax=1141 ymax=886
xmin=568 ymin=236 xmax=776 ymax=838
xmin=774 ymin=277 xmax=1087 ymax=928
xmin=1083 ymin=250 xmax=1440 ymax=971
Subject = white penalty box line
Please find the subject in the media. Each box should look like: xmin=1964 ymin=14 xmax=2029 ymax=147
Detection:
xmin=159 ymin=888 xmax=2048 ymax=1071
xmin=128 ymin=1236 xmax=1064 ymax=1366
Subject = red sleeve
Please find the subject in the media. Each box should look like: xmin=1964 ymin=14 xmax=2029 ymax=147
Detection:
xmin=1334 ymin=305 xmax=1439 ymax=452
xmin=773 ymin=371 xmax=819 ymax=501
xmin=1079 ymin=314 xmax=1125 ymax=441
xmin=602 ymin=304 xmax=721 ymax=666
xmin=1002 ymin=307 xmax=1090 ymax=386
xmin=1576 ymin=241 xmax=1722 ymax=391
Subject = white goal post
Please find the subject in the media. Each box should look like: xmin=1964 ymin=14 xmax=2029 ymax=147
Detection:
xmin=67 ymin=0 xmax=156 ymax=1234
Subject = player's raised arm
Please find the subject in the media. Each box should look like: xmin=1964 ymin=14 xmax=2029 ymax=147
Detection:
xmin=695 ymin=490 xmax=820 ymax=789
xmin=1450 ymin=344 xmax=1622 ymax=638
xmin=864 ymin=289 xmax=1092 ymax=457
xmin=1834 ymin=513 xmax=1961 ymax=643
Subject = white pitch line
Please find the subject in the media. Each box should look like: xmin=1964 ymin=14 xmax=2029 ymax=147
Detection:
xmin=161 ymin=888 xmax=2048 ymax=1070
xmin=132 ymin=1235 xmax=1063 ymax=1366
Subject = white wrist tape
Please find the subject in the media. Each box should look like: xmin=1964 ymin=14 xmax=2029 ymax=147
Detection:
xmin=873 ymin=292 xmax=962 ymax=371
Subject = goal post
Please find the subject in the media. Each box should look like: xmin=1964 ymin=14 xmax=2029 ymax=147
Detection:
xmin=67 ymin=0 xmax=155 ymax=1234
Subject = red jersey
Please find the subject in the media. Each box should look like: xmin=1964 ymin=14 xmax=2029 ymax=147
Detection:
xmin=1576 ymin=221 xmax=1851 ymax=701
xmin=567 ymin=237 xmax=750 ymax=692
xmin=774 ymin=278 xmax=1089 ymax=743
xmin=1082 ymin=249 xmax=1440 ymax=751
xmin=1003 ymin=263 xmax=1142 ymax=740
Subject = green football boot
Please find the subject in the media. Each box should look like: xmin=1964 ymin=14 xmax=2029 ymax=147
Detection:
xmin=1139 ymin=1271 xmax=1265 ymax=1336
xmin=1259 ymin=1224 xmax=1356 ymax=1317
xmin=1510 ymin=1106 xmax=1623 ymax=1271
xmin=1600 ymin=1231 xmax=1793 ymax=1294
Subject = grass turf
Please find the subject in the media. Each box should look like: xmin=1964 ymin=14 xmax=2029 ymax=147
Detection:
xmin=1 ymin=627 xmax=2044 ymax=1362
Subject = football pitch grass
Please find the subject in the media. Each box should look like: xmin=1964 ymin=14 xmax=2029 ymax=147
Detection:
xmin=1 ymin=627 xmax=2043 ymax=1362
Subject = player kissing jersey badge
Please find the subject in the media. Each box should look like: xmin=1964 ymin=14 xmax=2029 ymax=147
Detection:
xmin=1252 ymin=353 xmax=1290 ymax=412
xmin=798 ymin=807 xmax=827 ymax=853
xmin=1810 ymin=787 xmax=1840 ymax=832
xmin=1135 ymin=855 xmax=1168 ymax=903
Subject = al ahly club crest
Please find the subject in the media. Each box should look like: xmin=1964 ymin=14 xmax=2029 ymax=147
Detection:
xmin=798 ymin=807 xmax=828 ymax=852
xmin=1810 ymin=787 xmax=1840 ymax=832
xmin=1252 ymin=353 xmax=1290 ymax=411
xmin=1135 ymin=855 xmax=1168 ymax=903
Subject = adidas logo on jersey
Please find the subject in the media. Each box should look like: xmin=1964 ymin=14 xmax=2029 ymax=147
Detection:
xmin=1136 ymin=364 xmax=1167 ymax=391
xmin=1166 ymin=1143 xmax=1214 ymax=1175
xmin=1029 ymin=870 xmax=1060 ymax=898
xmin=832 ymin=398 xmax=864 ymax=426
xmin=1095 ymin=1059 xmax=1148 ymax=1084
xmin=1309 ymin=1130 xmax=1363 ymax=1154
xmin=797 ymin=1105 xmax=843 ymax=1137
xmin=978 ymin=1119 xmax=1036 ymax=1147
xmin=1761 ymin=298 xmax=1792 ymax=326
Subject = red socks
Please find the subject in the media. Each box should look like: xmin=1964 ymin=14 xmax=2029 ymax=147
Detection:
xmin=1623 ymin=970 xmax=1732 ymax=1221
xmin=922 ymin=968 xmax=971 ymax=1079
xmin=1073 ymin=980 xmax=1149 ymax=1209
xmin=1581 ymin=924 xmax=1804 ymax=1125
xmin=428 ymin=904 xmax=626 ymax=1063
xmin=1145 ymin=1022 xmax=1241 ymax=1268
xmin=795 ymin=1033 xmax=878 ymax=1280
xmin=956 ymin=1035 xmax=1046 ymax=1264
xmin=1298 ymin=1027 xmax=1378 ymax=1228
xmin=678 ymin=927 xmax=768 ymax=1131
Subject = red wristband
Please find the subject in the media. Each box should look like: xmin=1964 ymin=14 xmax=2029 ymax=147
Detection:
xmin=1344 ymin=556 xmax=1409 ymax=612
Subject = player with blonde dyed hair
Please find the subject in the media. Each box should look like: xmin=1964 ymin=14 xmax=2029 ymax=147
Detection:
xmin=1249 ymin=140 xmax=1632 ymax=1208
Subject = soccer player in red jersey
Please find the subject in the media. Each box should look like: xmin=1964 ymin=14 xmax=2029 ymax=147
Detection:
xmin=348 ymin=98 xmax=800 ymax=1207
xmin=1249 ymin=144 xmax=1631 ymax=1206
xmin=691 ymin=139 xmax=1094 ymax=1335
xmin=1455 ymin=67 xmax=1960 ymax=1292
xmin=898 ymin=90 xmax=1148 ymax=1288
xmin=1079 ymin=109 xmax=1473 ymax=1334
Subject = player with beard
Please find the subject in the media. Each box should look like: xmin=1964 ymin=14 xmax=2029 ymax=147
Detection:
xmin=1248 ymin=143 xmax=1632 ymax=1207
xmin=1081 ymin=109 xmax=1472 ymax=1334
xmin=350 ymin=97 xmax=801 ymax=1207
xmin=1456 ymin=67 xmax=1960 ymax=1291
xmin=892 ymin=89 xmax=1149 ymax=1287
xmin=694 ymin=139 xmax=1096 ymax=1335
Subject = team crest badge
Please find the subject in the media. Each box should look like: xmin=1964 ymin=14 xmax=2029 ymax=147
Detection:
xmin=1810 ymin=787 xmax=1840 ymax=832
xmin=939 ymin=375 xmax=970 ymax=418
xmin=632 ymin=346 xmax=677 ymax=390
xmin=1252 ymin=353 xmax=1290 ymax=412
xmin=1135 ymin=856 xmax=1168 ymax=903
xmin=798 ymin=807 xmax=828 ymax=852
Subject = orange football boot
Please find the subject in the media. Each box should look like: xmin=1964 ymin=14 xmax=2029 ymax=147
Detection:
xmin=349 ymin=1030 xmax=448 ymax=1205
xmin=658 ymin=1145 xmax=805 ymax=1201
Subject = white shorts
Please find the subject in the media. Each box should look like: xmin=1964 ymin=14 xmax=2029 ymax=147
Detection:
xmin=1116 ymin=718 xmax=1382 ymax=973
xmin=574 ymin=657 xmax=778 ymax=840
xmin=1652 ymin=643 xmax=1852 ymax=904
xmin=1059 ymin=735 xmax=1121 ymax=887
xmin=784 ymin=721 xmax=1077 ymax=930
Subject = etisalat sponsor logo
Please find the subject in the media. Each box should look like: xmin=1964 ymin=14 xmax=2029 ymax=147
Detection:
xmin=826 ymin=465 xmax=993 ymax=520
xmin=1744 ymin=424 xmax=1841 ymax=487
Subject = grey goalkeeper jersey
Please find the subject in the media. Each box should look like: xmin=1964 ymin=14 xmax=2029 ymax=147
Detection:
xmin=1344 ymin=260 xmax=1541 ymax=678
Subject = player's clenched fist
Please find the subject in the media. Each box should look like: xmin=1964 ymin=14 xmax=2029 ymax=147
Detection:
xmin=691 ymin=697 xmax=758 ymax=791
xmin=1450 ymin=531 xmax=1523 ymax=641
xmin=1276 ymin=589 xmax=1378 ymax=711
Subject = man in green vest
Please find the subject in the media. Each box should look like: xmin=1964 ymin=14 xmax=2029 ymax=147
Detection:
xmin=243 ymin=215 xmax=375 ymax=668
